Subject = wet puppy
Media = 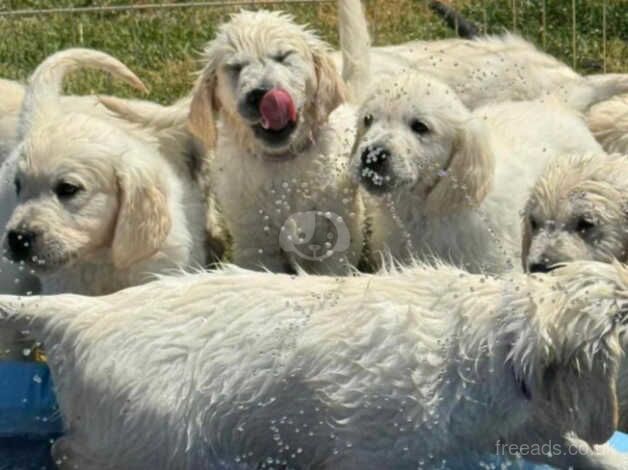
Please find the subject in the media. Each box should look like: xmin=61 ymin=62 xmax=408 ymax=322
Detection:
xmin=522 ymin=152 xmax=628 ymax=273
xmin=587 ymin=94 xmax=628 ymax=154
xmin=188 ymin=10 xmax=364 ymax=275
xmin=352 ymin=72 xmax=602 ymax=273
xmin=4 ymin=49 xmax=206 ymax=295
xmin=1 ymin=261 xmax=627 ymax=468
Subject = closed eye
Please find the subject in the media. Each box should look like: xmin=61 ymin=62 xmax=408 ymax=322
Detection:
xmin=225 ymin=62 xmax=246 ymax=75
xmin=14 ymin=178 xmax=21 ymax=196
xmin=272 ymin=51 xmax=295 ymax=64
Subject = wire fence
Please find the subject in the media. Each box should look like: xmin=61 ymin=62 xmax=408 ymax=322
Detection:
xmin=0 ymin=0 xmax=625 ymax=102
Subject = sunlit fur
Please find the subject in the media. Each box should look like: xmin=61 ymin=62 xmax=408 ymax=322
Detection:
xmin=587 ymin=94 xmax=628 ymax=154
xmin=187 ymin=10 xmax=363 ymax=275
xmin=4 ymin=49 xmax=207 ymax=295
xmin=1 ymin=261 xmax=627 ymax=468
xmin=353 ymin=71 xmax=602 ymax=273
xmin=330 ymin=34 xmax=628 ymax=113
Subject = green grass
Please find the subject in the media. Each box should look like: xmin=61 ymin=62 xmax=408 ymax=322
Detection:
xmin=0 ymin=0 xmax=625 ymax=103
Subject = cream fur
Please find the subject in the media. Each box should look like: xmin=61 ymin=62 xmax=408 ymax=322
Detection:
xmin=353 ymin=72 xmax=603 ymax=273
xmin=587 ymin=94 xmax=628 ymax=154
xmin=187 ymin=10 xmax=363 ymax=275
xmin=331 ymin=33 xmax=628 ymax=112
xmin=4 ymin=49 xmax=207 ymax=296
xmin=1 ymin=261 xmax=627 ymax=468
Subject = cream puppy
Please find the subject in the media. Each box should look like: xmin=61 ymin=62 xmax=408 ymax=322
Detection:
xmin=188 ymin=10 xmax=363 ymax=275
xmin=0 ymin=79 xmax=24 ymax=161
xmin=1 ymin=261 xmax=628 ymax=468
xmin=353 ymin=72 xmax=603 ymax=273
xmin=587 ymin=94 xmax=628 ymax=154
xmin=4 ymin=49 xmax=207 ymax=295
xmin=523 ymin=152 xmax=628 ymax=273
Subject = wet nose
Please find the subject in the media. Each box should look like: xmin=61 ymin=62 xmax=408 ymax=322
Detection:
xmin=7 ymin=229 xmax=36 ymax=261
xmin=245 ymin=88 xmax=269 ymax=111
xmin=360 ymin=146 xmax=391 ymax=175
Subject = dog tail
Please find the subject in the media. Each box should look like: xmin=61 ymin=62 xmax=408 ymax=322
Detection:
xmin=20 ymin=48 xmax=147 ymax=136
xmin=429 ymin=0 xmax=480 ymax=39
xmin=99 ymin=95 xmax=191 ymax=131
xmin=338 ymin=0 xmax=371 ymax=101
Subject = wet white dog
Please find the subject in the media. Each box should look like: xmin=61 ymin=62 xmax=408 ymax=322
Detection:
xmin=352 ymin=72 xmax=604 ymax=273
xmin=188 ymin=9 xmax=364 ymax=274
xmin=587 ymin=94 xmax=628 ymax=154
xmin=4 ymin=49 xmax=207 ymax=295
xmin=1 ymin=261 xmax=627 ymax=468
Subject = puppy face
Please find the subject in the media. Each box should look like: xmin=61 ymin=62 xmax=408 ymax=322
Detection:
xmin=523 ymin=154 xmax=628 ymax=273
xmin=5 ymin=113 xmax=171 ymax=273
xmin=351 ymin=73 xmax=493 ymax=213
xmin=189 ymin=10 xmax=345 ymax=156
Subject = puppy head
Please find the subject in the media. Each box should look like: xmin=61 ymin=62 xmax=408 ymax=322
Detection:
xmin=522 ymin=153 xmax=628 ymax=273
xmin=188 ymin=10 xmax=346 ymax=156
xmin=351 ymin=72 xmax=494 ymax=214
xmin=6 ymin=117 xmax=171 ymax=273
xmin=4 ymin=49 xmax=171 ymax=274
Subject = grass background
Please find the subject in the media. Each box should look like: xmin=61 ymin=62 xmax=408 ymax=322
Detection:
xmin=0 ymin=0 xmax=625 ymax=103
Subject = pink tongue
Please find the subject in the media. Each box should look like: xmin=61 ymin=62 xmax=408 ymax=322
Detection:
xmin=259 ymin=89 xmax=297 ymax=131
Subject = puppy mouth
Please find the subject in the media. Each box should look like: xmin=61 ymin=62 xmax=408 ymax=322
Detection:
xmin=358 ymin=146 xmax=395 ymax=195
xmin=252 ymin=89 xmax=299 ymax=148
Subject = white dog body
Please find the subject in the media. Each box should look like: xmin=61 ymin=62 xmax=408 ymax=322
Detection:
xmin=587 ymin=94 xmax=628 ymax=154
xmin=332 ymin=34 xmax=628 ymax=112
xmin=355 ymin=72 xmax=602 ymax=273
xmin=1 ymin=261 xmax=627 ymax=469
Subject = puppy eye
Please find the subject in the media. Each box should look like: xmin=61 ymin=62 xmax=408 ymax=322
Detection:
xmin=226 ymin=63 xmax=243 ymax=75
xmin=54 ymin=182 xmax=82 ymax=199
xmin=14 ymin=178 xmax=21 ymax=196
xmin=576 ymin=217 xmax=595 ymax=234
xmin=529 ymin=216 xmax=539 ymax=231
xmin=273 ymin=51 xmax=294 ymax=64
xmin=363 ymin=114 xmax=373 ymax=128
xmin=410 ymin=119 xmax=429 ymax=135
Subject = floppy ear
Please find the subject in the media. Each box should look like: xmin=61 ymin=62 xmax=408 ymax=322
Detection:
xmin=424 ymin=118 xmax=495 ymax=215
xmin=111 ymin=169 xmax=172 ymax=270
xmin=540 ymin=361 xmax=619 ymax=444
xmin=188 ymin=70 xmax=220 ymax=151
xmin=311 ymin=45 xmax=347 ymax=124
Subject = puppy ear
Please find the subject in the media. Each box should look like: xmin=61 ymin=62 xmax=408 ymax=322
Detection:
xmin=188 ymin=71 xmax=220 ymax=151
xmin=111 ymin=169 xmax=172 ymax=270
xmin=311 ymin=45 xmax=347 ymax=124
xmin=424 ymin=118 xmax=495 ymax=215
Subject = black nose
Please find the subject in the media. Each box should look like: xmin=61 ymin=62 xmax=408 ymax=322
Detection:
xmin=245 ymin=88 xmax=269 ymax=111
xmin=528 ymin=262 xmax=556 ymax=274
xmin=361 ymin=146 xmax=391 ymax=175
xmin=7 ymin=229 xmax=35 ymax=261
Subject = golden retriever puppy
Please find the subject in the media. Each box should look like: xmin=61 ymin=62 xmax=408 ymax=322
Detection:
xmin=352 ymin=71 xmax=603 ymax=273
xmin=187 ymin=10 xmax=364 ymax=275
xmin=1 ymin=261 xmax=628 ymax=468
xmin=4 ymin=49 xmax=207 ymax=295
xmin=522 ymin=152 xmax=628 ymax=272
xmin=587 ymin=94 xmax=628 ymax=154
